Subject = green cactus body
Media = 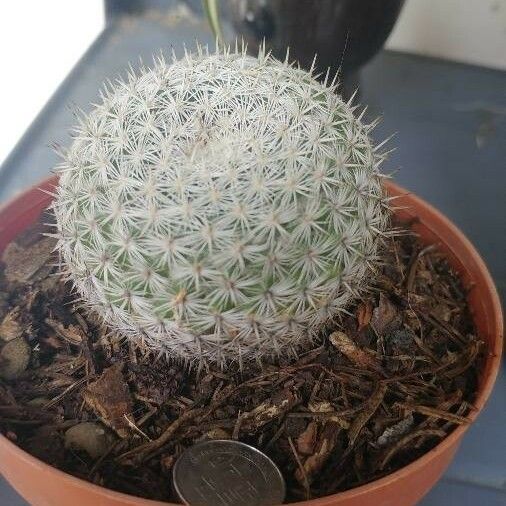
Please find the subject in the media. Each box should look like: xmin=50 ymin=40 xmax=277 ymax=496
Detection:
xmin=53 ymin=47 xmax=390 ymax=365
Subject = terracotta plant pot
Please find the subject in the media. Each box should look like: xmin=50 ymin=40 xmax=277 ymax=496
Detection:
xmin=0 ymin=176 xmax=502 ymax=506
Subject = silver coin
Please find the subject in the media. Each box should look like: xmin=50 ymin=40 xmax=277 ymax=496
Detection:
xmin=173 ymin=439 xmax=286 ymax=506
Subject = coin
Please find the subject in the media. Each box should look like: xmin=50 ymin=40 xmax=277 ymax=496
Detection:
xmin=173 ymin=439 xmax=286 ymax=506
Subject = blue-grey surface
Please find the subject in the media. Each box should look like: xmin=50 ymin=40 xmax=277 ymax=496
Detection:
xmin=0 ymin=1 xmax=504 ymax=504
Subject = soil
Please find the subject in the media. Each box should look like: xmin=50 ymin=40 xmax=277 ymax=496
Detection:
xmin=0 ymin=213 xmax=483 ymax=503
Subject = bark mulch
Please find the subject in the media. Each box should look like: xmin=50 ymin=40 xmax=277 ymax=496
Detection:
xmin=0 ymin=215 xmax=483 ymax=502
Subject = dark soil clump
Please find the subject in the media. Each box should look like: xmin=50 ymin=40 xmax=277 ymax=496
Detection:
xmin=0 ymin=215 xmax=483 ymax=503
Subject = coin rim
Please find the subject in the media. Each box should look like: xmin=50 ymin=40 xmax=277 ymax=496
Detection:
xmin=172 ymin=439 xmax=286 ymax=505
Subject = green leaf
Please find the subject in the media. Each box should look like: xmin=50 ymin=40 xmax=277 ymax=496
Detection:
xmin=202 ymin=0 xmax=224 ymax=44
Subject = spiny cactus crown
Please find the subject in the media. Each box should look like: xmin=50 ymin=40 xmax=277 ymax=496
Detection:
xmin=53 ymin=46 xmax=390 ymax=366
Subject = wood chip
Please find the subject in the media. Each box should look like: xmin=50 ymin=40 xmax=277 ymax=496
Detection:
xmin=117 ymin=408 xmax=202 ymax=464
xmin=160 ymin=454 xmax=176 ymax=474
xmin=376 ymin=415 xmax=414 ymax=447
xmin=201 ymin=427 xmax=231 ymax=441
xmin=379 ymin=429 xmax=446 ymax=470
xmin=348 ymin=382 xmax=387 ymax=445
xmin=297 ymin=421 xmax=318 ymax=455
xmin=2 ymin=237 xmax=55 ymax=284
xmin=397 ymin=403 xmax=470 ymax=425
xmin=0 ymin=309 xmax=23 ymax=342
xmin=308 ymin=401 xmax=350 ymax=429
xmin=329 ymin=331 xmax=381 ymax=372
xmin=357 ymin=301 xmax=373 ymax=331
xmin=45 ymin=319 xmax=84 ymax=345
xmin=83 ymin=362 xmax=133 ymax=438
xmin=240 ymin=387 xmax=300 ymax=433
xmin=295 ymin=421 xmax=341 ymax=485
xmin=371 ymin=293 xmax=398 ymax=335
xmin=289 ymin=436 xmax=311 ymax=499
xmin=406 ymin=244 xmax=437 ymax=292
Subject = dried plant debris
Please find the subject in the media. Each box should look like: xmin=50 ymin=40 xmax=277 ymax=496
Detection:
xmin=83 ymin=362 xmax=133 ymax=438
xmin=1 ymin=220 xmax=55 ymax=284
xmin=0 ymin=219 xmax=483 ymax=502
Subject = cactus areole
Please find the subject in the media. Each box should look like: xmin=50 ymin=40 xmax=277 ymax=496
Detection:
xmin=53 ymin=47 xmax=391 ymax=366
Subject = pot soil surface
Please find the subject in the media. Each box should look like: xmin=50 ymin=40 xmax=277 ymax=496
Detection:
xmin=0 ymin=214 xmax=483 ymax=503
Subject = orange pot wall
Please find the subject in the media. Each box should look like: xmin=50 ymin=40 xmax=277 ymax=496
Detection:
xmin=0 ymin=178 xmax=502 ymax=506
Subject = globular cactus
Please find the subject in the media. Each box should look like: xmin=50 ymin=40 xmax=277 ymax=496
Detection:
xmin=53 ymin=46 xmax=390 ymax=366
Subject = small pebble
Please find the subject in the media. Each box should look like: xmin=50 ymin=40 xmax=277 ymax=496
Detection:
xmin=0 ymin=337 xmax=31 ymax=380
xmin=0 ymin=309 xmax=23 ymax=342
xmin=65 ymin=422 xmax=115 ymax=460
xmin=27 ymin=397 xmax=51 ymax=407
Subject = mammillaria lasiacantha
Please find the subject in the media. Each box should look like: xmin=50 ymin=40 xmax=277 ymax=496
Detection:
xmin=53 ymin=46 xmax=390 ymax=366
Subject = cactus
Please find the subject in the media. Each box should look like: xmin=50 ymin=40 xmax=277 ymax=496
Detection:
xmin=53 ymin=46 xmax=390 ymax=366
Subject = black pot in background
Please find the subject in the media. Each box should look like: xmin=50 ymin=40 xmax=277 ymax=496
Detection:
xmin=194 ymin=0 xmax=405 ymax=99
